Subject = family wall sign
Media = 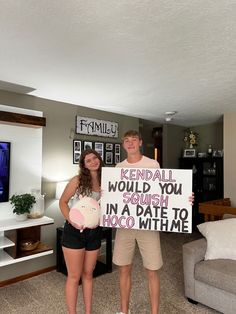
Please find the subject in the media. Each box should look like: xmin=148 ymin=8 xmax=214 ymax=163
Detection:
xmin=101 ymin=168 xmax=193 ymax=233
xmin=76 ymin=116 xmax=118 ymax=138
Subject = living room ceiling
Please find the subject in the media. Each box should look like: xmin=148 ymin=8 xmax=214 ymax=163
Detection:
xmin=0 ymin=1 xmax=236 ymax=126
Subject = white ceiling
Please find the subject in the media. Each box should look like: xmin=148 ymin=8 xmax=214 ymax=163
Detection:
xmin=0 ymin=1 xmax=236 ymax=126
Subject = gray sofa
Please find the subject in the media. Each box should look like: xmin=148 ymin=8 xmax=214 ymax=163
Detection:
xmin=183 ymin=238 xmax=236 ymax=314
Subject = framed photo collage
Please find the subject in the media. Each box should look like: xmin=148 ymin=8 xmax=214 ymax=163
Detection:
xmin=73 ymin=140 xmax=121 ymax=166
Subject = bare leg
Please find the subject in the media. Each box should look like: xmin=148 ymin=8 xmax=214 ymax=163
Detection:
xmin=119 ymin=264 xmax=132 ymax=314
xmin=82 ymin=249 xmax=99 ymax=314
xmin=146 ymin=269 xmax=160 ymax=314
xmin=62 ymin=246 xmax=85 ymax=314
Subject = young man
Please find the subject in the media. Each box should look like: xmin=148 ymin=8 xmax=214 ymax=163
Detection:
xmin=113 ymin=130 xmax=163 ymax=314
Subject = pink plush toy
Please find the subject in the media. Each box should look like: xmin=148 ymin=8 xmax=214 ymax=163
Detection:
xmin=69 ymin=195 xmax=100 ymax=229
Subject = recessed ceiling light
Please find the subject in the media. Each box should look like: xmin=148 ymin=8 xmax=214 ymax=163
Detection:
xmin=165 ymin=111 xmax=177 ymax=115
xmin=164 ymin=111 xmax=177 ymax=122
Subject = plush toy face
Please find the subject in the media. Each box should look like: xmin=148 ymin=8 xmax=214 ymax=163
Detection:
xmin=69 ymin=196 xmax=100 ymax=229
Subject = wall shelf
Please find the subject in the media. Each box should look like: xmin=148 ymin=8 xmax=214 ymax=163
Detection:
xmin=0 ymin=237 xmax=15 ymax=249
xmin=0 ymin=110 xmax=46 ymax=127
xmin=0 ymin=216 xmax=53 ymax=231
xmin=0 ymin=249 xmax=53 ymax=267
xmin=0 ymin=216 xmax=54 ymax=267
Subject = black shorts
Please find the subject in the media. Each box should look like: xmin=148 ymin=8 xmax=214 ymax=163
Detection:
xmin=61 ymin=221 xmax=102 ymax=251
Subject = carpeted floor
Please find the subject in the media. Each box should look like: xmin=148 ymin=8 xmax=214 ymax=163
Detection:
xmin=0 ymin=232 xmax=220 ymax=314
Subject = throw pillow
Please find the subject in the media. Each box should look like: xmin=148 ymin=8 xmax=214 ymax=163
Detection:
xmin=197 ymin=218 xmax=236 ymax=260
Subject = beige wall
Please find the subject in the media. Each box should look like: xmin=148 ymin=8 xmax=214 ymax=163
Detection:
xmin=0 ymin=90 xmax=139 ymax=281
xmin=163 ymin=123 xmax=185 ymax=168
xmin=224 ymin=113 xmax=236 ymax=206
xmin=190 ymin=121 xmax=223 ymax=152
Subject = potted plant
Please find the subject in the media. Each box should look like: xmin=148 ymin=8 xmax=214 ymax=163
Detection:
xmin=9 ymin=193 xmax=36 ymax=221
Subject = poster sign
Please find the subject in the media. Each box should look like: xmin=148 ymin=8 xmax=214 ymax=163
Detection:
xmin=76 ymin=116 xmax=118 ymax=138
xmin=100 ymin=167 xmax=192 ymax=233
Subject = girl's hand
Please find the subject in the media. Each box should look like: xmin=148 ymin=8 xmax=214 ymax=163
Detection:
xmin=189 ymin=192 xmax=195 ymax=205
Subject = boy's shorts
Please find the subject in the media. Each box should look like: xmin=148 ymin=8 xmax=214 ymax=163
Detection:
xmin=113 ymin=228 xmax=163 ymax=270
xmin=62 ymin=221 xmax=102 ymax=251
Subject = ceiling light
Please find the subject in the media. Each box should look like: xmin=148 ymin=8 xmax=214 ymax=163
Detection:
xmin=165 ymin=111 xmax=176 ymax=115
xmin=164 ymin=111 xmax=177 ymax=122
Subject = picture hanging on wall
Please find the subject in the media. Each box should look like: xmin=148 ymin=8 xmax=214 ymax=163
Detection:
xmin=115 ymin=143 xmax=120 ymax=154
xmin=73 ymin=140 xmax=82 ymax=164
xmin=105 ymin=151 xmax=113 ymax=165
xmin=105 ymin=143 xmax=113 ymax=151
xmin=83 ymin=141 xmax=93 ymax=150
xmin=114 ymin=143 xmax=121 ymax=165
xmin=94 ymin=142 xmax=104 ymax=160
xmin=73 ymin=140 xmax=121 ymax=165
xmin=115 ymin=154 xmax=120 ymax=164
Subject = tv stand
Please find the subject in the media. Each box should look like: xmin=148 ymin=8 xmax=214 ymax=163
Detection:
xmin=0 ymin=216 xmax=54 ymax=267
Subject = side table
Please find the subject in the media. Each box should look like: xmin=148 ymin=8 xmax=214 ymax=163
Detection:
xmin=56 ymin=227 xmax=112 ymax=277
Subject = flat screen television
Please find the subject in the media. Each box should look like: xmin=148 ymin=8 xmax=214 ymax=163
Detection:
xmin=0 ymin=141 xmax=11 ymax=202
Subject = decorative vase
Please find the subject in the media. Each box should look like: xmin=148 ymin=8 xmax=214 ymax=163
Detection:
xmin=208 ymin=144 xmax=213 ymax=157
xmin=15 ymin=213 xmax=28 ymax=221
xmin=28 ymin=189 xmax=45 ymax=218
xmin=189 ymin=143 xmax=193 ymax=149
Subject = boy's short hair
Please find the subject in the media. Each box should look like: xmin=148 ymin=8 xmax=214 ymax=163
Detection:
xmin=123 ymin=130 xmax=142 ymax=140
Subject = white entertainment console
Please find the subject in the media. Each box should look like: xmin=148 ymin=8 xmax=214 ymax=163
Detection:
xmin=0 ymin=216 xmax=54 ymax=267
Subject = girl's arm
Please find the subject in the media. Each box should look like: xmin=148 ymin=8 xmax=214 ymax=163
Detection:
xmin=59 ymin=176 xmax=79 ymax=222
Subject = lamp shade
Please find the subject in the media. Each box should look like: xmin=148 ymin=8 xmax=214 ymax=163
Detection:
xmin=55 ymin=181 xmax=68 ymax=200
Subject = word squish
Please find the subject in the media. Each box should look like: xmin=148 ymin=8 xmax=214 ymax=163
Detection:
xmin=123 ymin=192 xmax=169 ymax=206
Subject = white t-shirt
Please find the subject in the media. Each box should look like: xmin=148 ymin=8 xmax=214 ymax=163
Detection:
xmin=116 ymin=155 xmax=160 ymax=169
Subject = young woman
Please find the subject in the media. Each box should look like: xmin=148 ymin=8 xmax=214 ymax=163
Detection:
xmin=59 ymin=149 xmax=103 ymax=314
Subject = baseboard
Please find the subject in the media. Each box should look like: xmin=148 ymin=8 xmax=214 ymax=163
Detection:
xmin=0 ymin=266 xmax=56 ymax=287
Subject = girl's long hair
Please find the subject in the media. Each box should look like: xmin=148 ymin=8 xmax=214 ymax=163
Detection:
xmin=78 ymin=149 xmax=104 ymax=196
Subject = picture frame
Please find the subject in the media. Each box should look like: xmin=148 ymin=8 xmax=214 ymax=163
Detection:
xmin=115 ymin=154 xmax=120 ymax=164
xmin=115 ymin=143 xmax=120 ymax=154
xmin=105 ymin=143 xmax=113 ymax=151
xmin=213 ymin=149 xmax=223 ymax=157
xmin=94 ymin=142 xmax=104 ymax=160
xmin=73 ymin=140 xmax=82 ymax=164
xmin=198 ymin=152 xmax=207 ymax=158
xmin=114 ymin=144 xmax=121 ymax=164
xmin=183 ymin=149 xmax=196 ymax=158
xmin=83 ymin=141 xmax=93 ymax=150
xmin=105 ymin=151 xmax=113 ymax=165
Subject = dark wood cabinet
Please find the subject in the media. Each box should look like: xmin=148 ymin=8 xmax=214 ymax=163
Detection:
xmin=179 ymin=157 xmax=223 ymax=227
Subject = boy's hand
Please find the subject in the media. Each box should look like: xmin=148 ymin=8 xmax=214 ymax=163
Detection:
xmin=188 ymin=192 xmax=195 ymax=205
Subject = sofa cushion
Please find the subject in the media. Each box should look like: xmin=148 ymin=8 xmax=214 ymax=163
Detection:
xmin=195 ymin=259 xmax=236 ymax=295
xmin=197 ymin=218 xmax=236 ymax=260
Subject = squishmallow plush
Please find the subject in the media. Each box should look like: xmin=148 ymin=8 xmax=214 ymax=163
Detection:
xmin=69 ymin=195 xmax=100 ymax=229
